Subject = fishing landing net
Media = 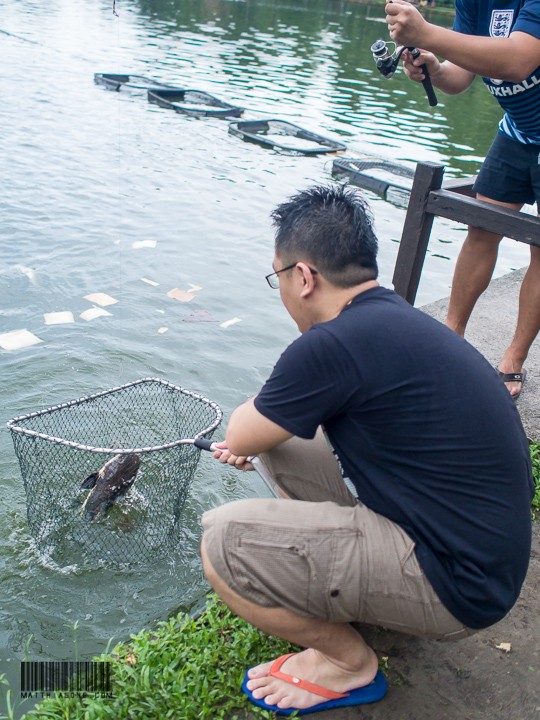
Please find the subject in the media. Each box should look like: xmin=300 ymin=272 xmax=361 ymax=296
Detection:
xmin=7 ymin=378 xmax=222 ymax=566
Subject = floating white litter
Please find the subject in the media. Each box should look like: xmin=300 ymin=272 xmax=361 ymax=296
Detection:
xmin=157 ymin=327 xmax=168 ymax=334
xmin=83 ymin=292 xmax=118 ymax=307
xmin=0 ymin=329 xmax=43 ymax=351
xmin=141 ymin=277 xmax=160 ymax=287
xmin=43 ymin=311 xmax=75 ymax=325
xmin=80 ymin=307 xmax=112 ymax=321
xmin=167 ymin=288 xmax=195 ymax=302
xmin=220 ymin=317 xmax=242 ymax=329
xmin=187 ymin=284 xmax=203 ymax=292
xmin=14 ymin=264 xmax=38 ymax=286
xmin=132 ymin=240 xmax=157 ymax=249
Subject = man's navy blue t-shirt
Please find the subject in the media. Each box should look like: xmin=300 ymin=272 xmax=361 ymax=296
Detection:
xmin=254 ymin=287 xmax=533 ymax=629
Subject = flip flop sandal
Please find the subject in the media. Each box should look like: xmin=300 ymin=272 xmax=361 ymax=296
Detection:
xmin=241 ymin=652 xmax=387 ymax=716
xmin=498 ymin=369 xmax=527 ymax=400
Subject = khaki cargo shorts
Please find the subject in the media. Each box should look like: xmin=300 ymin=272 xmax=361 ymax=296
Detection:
xmin=202 ymin=430 xmax=476 ymax=641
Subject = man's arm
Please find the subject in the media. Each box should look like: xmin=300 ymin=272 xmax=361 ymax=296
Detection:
xmin=226 ymin=397 xmax=293 ymax=457
xmin=386 ymin=0 xmax=540 ymax=82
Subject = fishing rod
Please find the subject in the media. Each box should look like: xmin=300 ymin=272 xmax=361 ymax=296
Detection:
xmin=371 ymin=39 xmax=438 ymax=107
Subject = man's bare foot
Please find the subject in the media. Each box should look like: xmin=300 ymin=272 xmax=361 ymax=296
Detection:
xmin=245 ymin=648 xmax=379 ymax=711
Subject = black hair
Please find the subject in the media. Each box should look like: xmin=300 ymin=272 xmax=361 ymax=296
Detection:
xmin=271 ymin=184 xmax=379 ymax=287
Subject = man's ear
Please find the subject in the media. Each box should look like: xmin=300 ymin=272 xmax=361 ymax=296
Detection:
xmin=297 ymin=262 xmax=316 ymax=298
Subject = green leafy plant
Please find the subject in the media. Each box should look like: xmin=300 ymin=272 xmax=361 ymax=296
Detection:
xmin=529 ymin=440 xmax=540 ymax=521
xmin=22 ymin=595 xmax=297 ymax=720
xmin=0 ymin=674 xmax=16 ymax=720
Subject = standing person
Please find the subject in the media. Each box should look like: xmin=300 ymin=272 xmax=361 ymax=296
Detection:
xmin=200 ymin=185 xmax=533 ymax=716
xmin=386 ymin=0 xmax=540 ymax=398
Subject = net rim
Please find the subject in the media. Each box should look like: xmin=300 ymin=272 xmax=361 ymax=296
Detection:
xmin=6 ymin=377 xmax=223 ymax=454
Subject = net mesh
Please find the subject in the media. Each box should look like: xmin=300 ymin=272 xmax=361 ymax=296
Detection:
xmin=8 ymin=378 xmax=222 ymax=566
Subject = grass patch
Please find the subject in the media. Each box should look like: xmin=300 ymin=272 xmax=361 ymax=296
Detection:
xmin=21 ymin=595 xmax=297 ymax=720
xmin=529 ymin=440 xmax=540 ymax=521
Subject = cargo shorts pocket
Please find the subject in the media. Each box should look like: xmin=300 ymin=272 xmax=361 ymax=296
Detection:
xmin=225 ymin=522 xmax=361 ymax=620
xmin=362 ymin=532 xmax=426 ymax=632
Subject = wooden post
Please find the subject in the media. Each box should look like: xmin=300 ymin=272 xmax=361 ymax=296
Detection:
xmin=392 ymin=162 xmax=445 ymax=305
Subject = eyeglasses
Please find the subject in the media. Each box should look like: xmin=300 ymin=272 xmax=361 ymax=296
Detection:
xmin=265 ymin=262 xmax=318 ymax=289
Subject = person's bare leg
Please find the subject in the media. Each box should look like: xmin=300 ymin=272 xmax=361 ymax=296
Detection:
xmin=446 ymin=196 xmax=522 ymax=336
xmin=201 ymin=538 xmax=378 ymax=712
xmin=499 ymin=242 xmax=540 ymax=397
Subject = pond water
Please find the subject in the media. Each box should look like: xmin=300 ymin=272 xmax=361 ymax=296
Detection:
xmin=0 ymin=0 xmax=531 ymax=713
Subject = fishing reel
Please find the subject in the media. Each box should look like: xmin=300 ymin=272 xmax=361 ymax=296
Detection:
xmin=371 ymin=38 xmax=406 ymax=78
xmin=370 ymin=38 xmax=437 ymax=106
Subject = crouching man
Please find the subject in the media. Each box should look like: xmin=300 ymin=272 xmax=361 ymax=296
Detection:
xmin=200 ymin=185 xmax=534 ymax=716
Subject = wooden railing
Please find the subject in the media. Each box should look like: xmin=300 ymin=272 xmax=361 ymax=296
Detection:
xmin=392 ymin=162 xmax=540 ymax=305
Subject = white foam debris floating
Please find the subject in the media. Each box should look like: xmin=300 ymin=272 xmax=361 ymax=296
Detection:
xmin=43 ymin=312 xmax=75 ymax=325
xmin=0 ymin=329 xmax=43 ymax=351
xmin=132 ymin=240 xmax=157 ymax=249
xmin=14 ymin=264 xmax=38 ymax=286
xmin=80 ymin=307 xmax=112 ymax=322
xmin=220 ymin=317 xmax=242 ymax=329
xmin=141 ymin=277 xmax=160 ymax=287
xmin=83 ymin=292 xmax=118 ymax=307
xmin=167 ymin=288 xmax=195 ymax=302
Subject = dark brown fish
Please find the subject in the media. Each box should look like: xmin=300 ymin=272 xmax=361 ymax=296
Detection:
xmin=80 ymin=453 xmax=141 ymax=522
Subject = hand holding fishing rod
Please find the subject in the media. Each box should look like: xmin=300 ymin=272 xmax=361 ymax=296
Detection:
xmin=376 ymin=0 xmax=438 ymax=107
xmin=371 ymin=39 xmax=438 ymax=106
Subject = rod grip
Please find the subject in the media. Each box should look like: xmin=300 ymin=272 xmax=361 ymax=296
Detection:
xmin=408 ymin=48 xmax=438 ymax=107
xmin=420 ymin=66 xmax=438 ymax=107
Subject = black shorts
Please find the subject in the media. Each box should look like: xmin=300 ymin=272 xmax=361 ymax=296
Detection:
xmin=473 ymin=132 xmax=540 ymax=207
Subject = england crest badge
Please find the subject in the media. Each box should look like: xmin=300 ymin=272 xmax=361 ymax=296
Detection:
xmin=490 ymin=10 xmax=514 ymax=37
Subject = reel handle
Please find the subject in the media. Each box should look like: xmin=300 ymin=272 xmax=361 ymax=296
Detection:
xmin=408 ymin=47 xmax=438 ymax=107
